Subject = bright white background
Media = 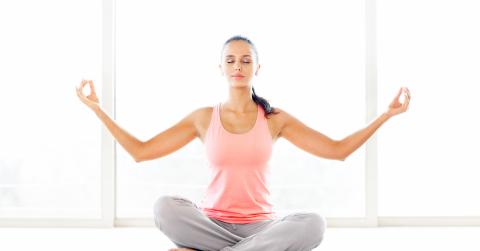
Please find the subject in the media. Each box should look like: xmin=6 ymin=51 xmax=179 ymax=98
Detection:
xmin=377 ymin=0 xmax=480 ymax=216
xmin=0 ymin=0 xmax=102 ymax=218
xmin=0 ymin=0 xmax=479 ymax=227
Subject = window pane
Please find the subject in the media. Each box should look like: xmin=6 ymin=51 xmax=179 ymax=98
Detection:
xmin=116 ymin=0 xmax=365 ymax=218
xmin=378 ymin=0 xmax=480 ymax=216
xmin=0 ymin=0 xmax=102 ymax=218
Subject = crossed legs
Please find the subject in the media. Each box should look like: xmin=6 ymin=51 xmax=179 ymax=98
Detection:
xmin=153 ymin=195 xmax=326 ymax=251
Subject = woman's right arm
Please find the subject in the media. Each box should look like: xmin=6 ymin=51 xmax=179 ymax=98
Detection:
xmin=76 ymin=79 xmax=198 ymax=163
xmin=93 ymin=107 xmax=145 ymax=162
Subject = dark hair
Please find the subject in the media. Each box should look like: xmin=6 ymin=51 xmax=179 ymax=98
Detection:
xmin=222 ymin=35 xmax=279 ymax=118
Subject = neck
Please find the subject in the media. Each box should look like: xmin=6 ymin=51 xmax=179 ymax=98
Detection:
xmin=223 ymin=86 xmax=256 ymax=113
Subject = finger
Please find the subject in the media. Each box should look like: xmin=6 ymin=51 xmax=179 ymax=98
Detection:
xmin=394 ymin=87 xmax=403 ymax=100
xmin=78 ymin=79 xmax=88 ymax=90
xmin=76 ymin=84 xmax=86 ymax=96
xmin=75 ymin=86 xmax=82 ymax=97
xmin=76 ymin=89 xmax=87 ymax=103
xmin=76 ymin=86 xmax=89 ymax=102
xmin=402 ymin=94 xmax=410 ymax=109
xmin=88 ymin=80 xmax=97 ymax=94
xmin=76 ymin=88 xmax=87 ymax=101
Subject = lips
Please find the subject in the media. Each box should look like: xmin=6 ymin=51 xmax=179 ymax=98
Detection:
xmin=231 ymin=74 xmax=245 ymax=79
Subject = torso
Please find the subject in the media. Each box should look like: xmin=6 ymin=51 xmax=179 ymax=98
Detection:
xmin=194 ymin=105 xmax=283 ymax=144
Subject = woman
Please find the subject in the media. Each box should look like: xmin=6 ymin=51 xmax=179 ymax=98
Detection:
xmin=76 ymin=35 xmax=411 ymax=251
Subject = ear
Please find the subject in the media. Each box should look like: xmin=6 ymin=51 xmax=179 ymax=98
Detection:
xmin=218 ymin=64 xmax=223 ymax=76
xmin=255 ymin=64 xmax=261 ymax=76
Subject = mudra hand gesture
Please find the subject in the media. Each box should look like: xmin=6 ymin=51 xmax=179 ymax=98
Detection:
xmin=386 ymin=87 xmax=411 ymax=117
xmin=76 ymin=79 xmax=100 ymax=112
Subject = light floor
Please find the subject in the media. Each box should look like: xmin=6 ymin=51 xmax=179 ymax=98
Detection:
xmin=1 ymin=227 xmax=479 ymax=250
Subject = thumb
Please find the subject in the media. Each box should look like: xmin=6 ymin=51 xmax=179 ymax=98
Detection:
xmin=88 ymin=80 xmax=97 ymax=94
xmin=394 ymin=87 xmax=403 ymax=100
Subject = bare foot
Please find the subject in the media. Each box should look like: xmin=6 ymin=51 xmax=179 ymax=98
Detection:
xmin=168 ymin=248 xmax=196 ymax=251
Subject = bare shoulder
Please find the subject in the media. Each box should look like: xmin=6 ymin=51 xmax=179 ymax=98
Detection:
xmin=270 ymin=107 xmax=293 ymax=120
xmin=191 ymin=106 xmax=213 ymax=122
xmin=271 ymin=106 xmax=297 ymax=121
xmin=266 ymin=106 xmax=295 ymax=140
xmin=188 ymin=106 xmax=213 ymax=142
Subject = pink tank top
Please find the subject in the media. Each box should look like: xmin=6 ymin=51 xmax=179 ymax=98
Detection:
xmin=200 ymin=102 xmax=277 ymax=223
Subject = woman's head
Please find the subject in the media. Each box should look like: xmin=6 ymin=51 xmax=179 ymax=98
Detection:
xmin=219 ymin=35 xmax=278 ymax=118
xmin=219 ymin=35 xmax=260 ymax=89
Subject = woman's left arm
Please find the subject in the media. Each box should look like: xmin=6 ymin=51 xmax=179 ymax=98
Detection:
xmin=279 ymin=87 xmax=410 ymax=161
xmin=337 ymin=87 xmax=411 ymax=160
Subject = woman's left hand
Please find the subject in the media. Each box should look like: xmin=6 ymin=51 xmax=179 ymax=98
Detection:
xmin=385 ymin=87 xmax=411 ymax=117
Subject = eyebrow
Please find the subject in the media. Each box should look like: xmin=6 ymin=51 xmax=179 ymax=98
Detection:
xmin=225 ymin=55 xmax=252 ymax=58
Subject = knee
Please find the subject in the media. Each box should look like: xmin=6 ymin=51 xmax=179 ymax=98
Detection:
xmin=303 ymin=213 xmax=327 ymax=246
xmin=153 ymin=195 xmax=177 ymax=230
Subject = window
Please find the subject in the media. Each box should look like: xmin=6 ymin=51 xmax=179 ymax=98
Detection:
xmin=377 ymin=0 xmax=480 ymax=216
xmin=0 ymin=0 xmax=102 ymax=218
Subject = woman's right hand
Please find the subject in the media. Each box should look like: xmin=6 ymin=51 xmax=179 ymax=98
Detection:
xmin=76 ymin=79 xmax=100 ymax=112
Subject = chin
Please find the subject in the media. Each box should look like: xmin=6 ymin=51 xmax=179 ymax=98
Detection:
xmin=229 ymin=81 xmax=250 ymax=88
xmin=231 ymin=84 xmax=250 ymax=89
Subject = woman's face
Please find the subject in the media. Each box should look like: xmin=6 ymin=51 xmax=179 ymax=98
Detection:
xmin=219 ymin=40 xmax=260 ymax=88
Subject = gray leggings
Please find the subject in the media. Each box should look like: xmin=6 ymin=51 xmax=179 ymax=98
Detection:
xmin=153 ymin=195 xmax=326 ymax=251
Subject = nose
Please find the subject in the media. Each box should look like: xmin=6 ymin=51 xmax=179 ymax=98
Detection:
xmin=233 ymin=62 xmax=241 ymax=71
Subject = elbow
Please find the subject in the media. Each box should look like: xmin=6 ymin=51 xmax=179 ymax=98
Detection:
xmin=133 ymin=141 xmax=146 ymax=163
xmin=134 ymin=151 xmax=144 ymax=163
xmin=337 ymin=150 xmax=349 ymax=161
xmin=133 ymin=143 xmax=165 ymax=163
xmin=335 ymin=140 xmax=348 ymax=161
xmin=332 ymin=151 xmax=347 ymax=161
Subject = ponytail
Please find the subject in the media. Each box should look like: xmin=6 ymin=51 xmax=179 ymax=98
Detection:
xmin=252 ymin=86 xmax=278 ymax=118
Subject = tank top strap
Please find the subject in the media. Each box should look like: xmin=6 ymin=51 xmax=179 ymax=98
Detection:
xmin=212 ymin=102 xmax=221 ymax=127
xmin=205 ymin=102 xmax=221 ymax=142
